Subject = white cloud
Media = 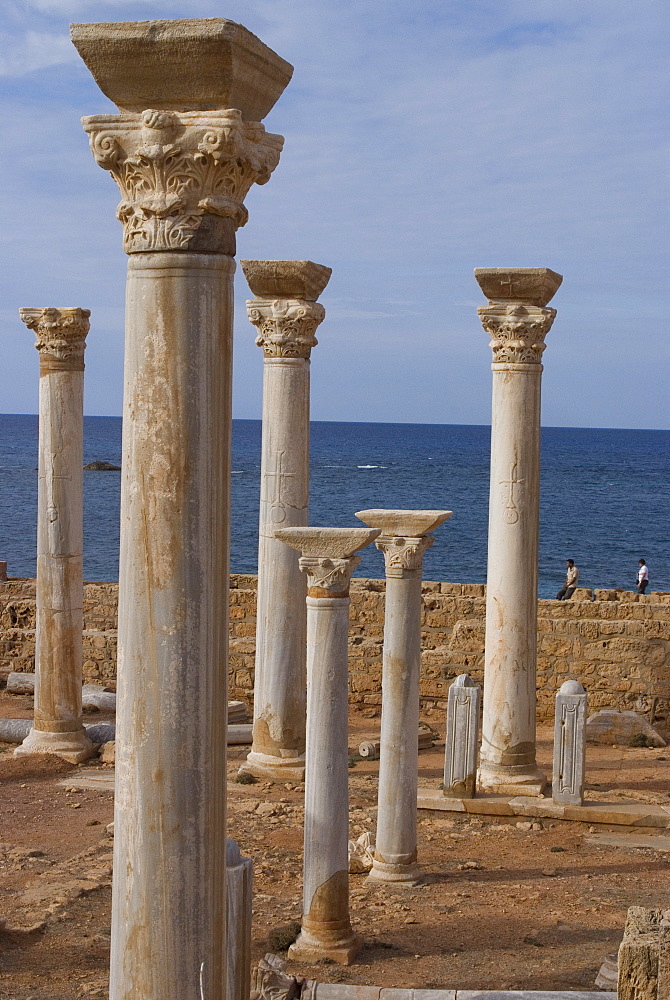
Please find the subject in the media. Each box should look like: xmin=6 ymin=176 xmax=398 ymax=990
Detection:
xmin=0 ymin=30 xmax=76 ymax=76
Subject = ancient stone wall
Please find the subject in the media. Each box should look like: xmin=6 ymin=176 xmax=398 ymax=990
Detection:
xmin=1 ymin=576 xmax=668 ymax=719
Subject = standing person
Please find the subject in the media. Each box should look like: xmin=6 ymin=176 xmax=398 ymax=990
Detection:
xmin=556 ymin=559 xmax=579 ymax=600
xmin=637 ymin=559 xmax=649 ymax=594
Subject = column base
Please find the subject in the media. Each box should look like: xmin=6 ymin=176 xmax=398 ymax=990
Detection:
xmin=14 ymin=727 xmax=96 ymax=765
xmin=288 ymin=929 xmax=362 ymax=966
xmin=365 ymin=858 xmax=423 ymax=887
xmin=478 ymin=761 xmax=547 ymax=797
xmin=239 ymin=749 xmax=305 ymax=783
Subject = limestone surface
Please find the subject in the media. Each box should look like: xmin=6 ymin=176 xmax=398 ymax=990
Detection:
xmin=586 ymin=710 xmax=666 ymax=748
xmin=241 ymin=260 xmax=332 ymax=301
xmin=355 ymin=509 xmax=452 ymax=537
xmin=275 ymin=527 xmax=381 ymax=559
xmin=474 ymin=267 xmax=563 ymax=306
xmin=70 ymin=18 xmax=293 ymax=117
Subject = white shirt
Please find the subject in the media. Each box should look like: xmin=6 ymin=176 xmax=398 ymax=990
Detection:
xmin=638 ymin=564 xmax=649 ymax=583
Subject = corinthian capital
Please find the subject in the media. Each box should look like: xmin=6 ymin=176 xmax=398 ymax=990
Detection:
xmin=247 ymin=300 xmax=325 ymax=359
xmin=242 ymin=260 xmax=332 ymax=359
xmin=20 ymin=308 xmax=90 ymax=374
xmin=355 ymin=509 xmax=452 ymax=578
xmin=375 ymin=535 xmax=433 ymax=576
xmin=474 ymin=267 xmax=562 ymax=367
xmin=477 ymin=303 xmax=556 ymax=365
xmin=82 ymin=108 xmax=284 ymax=254
xmin=275 ymin=526 xmax=380 ymax=598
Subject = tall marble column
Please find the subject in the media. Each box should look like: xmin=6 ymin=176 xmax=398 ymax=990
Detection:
xmin=275 ymin=527 xmax=380 ymax=965
xmin=72 ymin=19 xmax=292 ymax=1000
xmin=475 ymin=267 xmax=562 ymax=796
xmin=355 ymin=510 xmax=451 ymax=884
xmin=15 ymin=308 xmax=94 ymax=765
xmin=239 ymin=260 xmax=331 ymax=781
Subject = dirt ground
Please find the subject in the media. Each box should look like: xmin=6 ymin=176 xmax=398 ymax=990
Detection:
xmin=1 ymin=690 xmax=669 ymax=999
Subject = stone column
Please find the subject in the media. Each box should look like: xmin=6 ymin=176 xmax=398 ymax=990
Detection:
xmin=239 ymin=260 xmax=332 ymax=781
xmin=275 ymin=526 xmax=380 ymax=965
xmin=355 ymin=510 xmax=451 ymax=885
xmin=72 ymin=19 xmax=292 ymax=1000
xmin=15 ymin=308 xmax=94 ymax=765
xmin=475 ymin=267 xmax=562 ymax=796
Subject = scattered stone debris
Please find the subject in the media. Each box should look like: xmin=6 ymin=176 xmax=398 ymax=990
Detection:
xmin=586 ymin=710 xmax=666 ymax=748
xmin=348 ymin=831 xmax=375 ymax=873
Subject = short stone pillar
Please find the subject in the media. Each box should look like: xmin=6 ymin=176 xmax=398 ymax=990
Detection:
xmin=15 ymin=308 xmax=94 ymax=765
xmin=552 ymin=679 xmax=587 ymax=805
xmin=475 ymin=267 xmax=562 ymax=796
xmin=355 ymin=509 xmax=451 ymax=885
xmin=72 ymin=18 xmax=292 ymax=1000
xmin=275 ymin=526 xmax=380 ymax=964
xmin=240 ymin=260 xmax=332 ymax=782
xmin=227 ymin=838 xmax=253 ymax=1000
xmin=443 ymin=673 xmax=481 ymax=799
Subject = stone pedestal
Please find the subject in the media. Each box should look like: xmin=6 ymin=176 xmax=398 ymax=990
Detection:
xmin=276 ymin=527 xmax=380 ymax=965
xmin=240 ymin=260 xmax=331 ymax=782
xmin=552 ymin=679 xmax=587 ymax=805
xmin=355 ymin=510 xmax=451 ymax=886
xmin=443 ymin=673 xmax=481 ymax=799
xmin=475 ymin=267 xmax=562 ymax=796
xmin=15 ymin=308 xmax=94 ymax=765
xmin=73 ymin=18 xmax=291 ymax=1000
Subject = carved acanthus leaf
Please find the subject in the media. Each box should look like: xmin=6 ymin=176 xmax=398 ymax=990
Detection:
xmin=376 ymin=534 xmax=433 ymax=575
xmin=298 ymin=555 xmax=361 ymax=596
xmin=250 ymin=954 xmax=305 ymax=1000
xmin=82 ymin=108 xmax=284 ymax=254
xmin=20 ymin=308 xmax=90 ymax=372
xmin=247 ymin=299 xmax=325 ymax=358
xmin=478 ymin=302 xmax=556 ymax=365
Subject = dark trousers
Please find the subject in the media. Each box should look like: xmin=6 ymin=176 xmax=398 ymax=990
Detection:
xmin=556 ymin=586 xmax=576 ymax=601
xmin=638 ymin=579 xmax=649 ymax=594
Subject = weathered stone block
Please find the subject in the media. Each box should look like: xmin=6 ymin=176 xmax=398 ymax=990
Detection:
xmin=443 ymin=673 xmax=480 ymax=799
xmin=552 ymin=680 xmax=587 ymax=805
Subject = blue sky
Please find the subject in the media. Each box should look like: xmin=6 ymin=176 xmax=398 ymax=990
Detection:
xmin=1 ymin=0 xmax=668 ymax=428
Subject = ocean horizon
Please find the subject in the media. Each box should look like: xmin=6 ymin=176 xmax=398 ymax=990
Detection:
xmin=0 ymin=414 xmax=667 ymax=598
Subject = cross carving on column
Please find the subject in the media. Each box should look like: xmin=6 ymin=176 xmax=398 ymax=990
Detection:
xmin=499 ymin=462 xmax=525 ymax=524
xmin=264 ymin=450 xmax=297 ymax=524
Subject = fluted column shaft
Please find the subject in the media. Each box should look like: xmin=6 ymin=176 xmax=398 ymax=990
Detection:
xmin=475 ymin=267 xmax=561 ymax=796
xmin=16 ymin=308 xmax=94 ymax=765
xmin=241 ymin=265 xmax=330 ymax=781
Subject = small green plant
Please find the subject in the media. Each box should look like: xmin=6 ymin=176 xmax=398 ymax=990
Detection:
xmin=236 ymin=771 xmax=257 ymax=784
xmin=348 ymin=753 xmax=363 ymax=769
xmin=630 ymin=732 xmax=654 ymax=748
xmin=267 ymin=921 xmax=301 ymax=952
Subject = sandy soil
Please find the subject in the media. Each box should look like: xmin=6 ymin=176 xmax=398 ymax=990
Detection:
xmin=1 ymin=692 xmax=668 ymax=999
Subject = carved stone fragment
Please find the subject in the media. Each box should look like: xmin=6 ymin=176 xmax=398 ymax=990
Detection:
xmin=443 ymin=673 xmax=481 ymax=798
xmin=552 ymin=679 xmax=587 ymax=805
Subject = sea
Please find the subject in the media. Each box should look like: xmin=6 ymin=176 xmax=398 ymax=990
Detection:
xmin=0 ymin=414 xmax=667 ymax=599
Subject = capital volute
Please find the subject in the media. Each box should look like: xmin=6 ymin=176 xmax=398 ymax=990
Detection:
xmin=20 ymin=308 xmax=90 ymax=374
xmin=474 ymin=267 xmax=562 ymax=367
xmin=82 ymin=108 xmax=284 ymax=255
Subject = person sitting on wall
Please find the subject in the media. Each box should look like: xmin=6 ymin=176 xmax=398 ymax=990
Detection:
xmin=637 ymin=558 xmax=649 ymax=594
xmin=556 ymin=559 xmax=579 ymax=600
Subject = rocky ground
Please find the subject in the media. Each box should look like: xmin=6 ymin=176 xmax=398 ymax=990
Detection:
xmin=1 ymin=690 xmax=669 ymax=999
